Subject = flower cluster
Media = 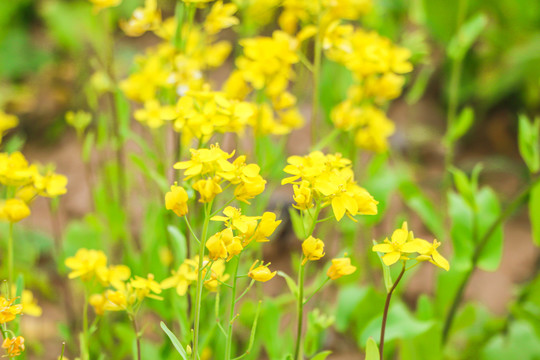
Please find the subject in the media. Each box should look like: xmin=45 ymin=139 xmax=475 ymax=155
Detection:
xmin=168 ymin=144 xmax=267 ymax=207
xmin=0 ymin=148 xmax=67 ymax=223
xmin=161 ymin=256 xmax=230 ymax=295
xmin=282 ymin=151 xmax=378 ymax=221
xmin=0 ymin=295 xmax=25 ymax=357
xmin=372 ymin=222 xmax=450 ymax=270
xmin=208 ymin=206 xmax=281 ymax=261
xmin=65 ymin=249 xmax=162 ymax=315
xmin=325 ymin=24 xmax=412 ymax=152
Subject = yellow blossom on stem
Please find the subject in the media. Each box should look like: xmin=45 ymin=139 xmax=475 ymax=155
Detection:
xmin=253 ymin=212 xmax=281 ymax=242
xmin=302 ymin=236 xmax=325 ymax=265
xmin=134 ymin=99 xmax=176 ymax=129
xmin=327 ymin=257 xmax=356 ymax=280
xmin=0 ymin=296 xmax=23 ymax=323
xmin=211 ymin=206 xmax=258 ymax=234
xmin=88 ymin=0 xmax=121 ymax=13
xmin=2 ymin=336 xmax=25 ymax=357
xmin=372 ymin=222 xmax=421 ymax=266
xmin=174 ymin=144 xmax=235 ymax=180
xmin=0 ymin=198 xmax=31 ymax=223
xmin=64 ymin=248 xmax=108 ymax=281
xmin=204 ymin=1 xmax=239 ymax=35
xmin=10 ymin=287 xmax=42 ymax=317
xmin=193 ymin=178 xmax=223 ymax=203
xmin=0 ymin=111 xmax=18 ymax=143
xmin=413 ymin=239 xmax=450 ymax=271
xmin=130 ymin=274 xmax=163 ymax=300
xmin=165 ymin=183 xmax=189 ymax=216
xmin=161 ymin=260 xmax=198 ymax=296
xmin=120 ymin=0 xmax=161 ymax=37
xmin=248 ymin=261 xmax=276 ymax=282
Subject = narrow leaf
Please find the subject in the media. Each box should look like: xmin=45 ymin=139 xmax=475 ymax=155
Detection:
xmin=160 ymin=321 xmax=188 ymax=360
xmin=365 ymin=337 xmax=380 ymax=360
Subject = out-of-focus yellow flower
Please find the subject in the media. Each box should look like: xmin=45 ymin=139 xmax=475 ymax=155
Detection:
xmin=372 ymin=222 xmax=420 ymax=266
xmin=0 ymin=297 xmax=23 ymax=323
xmin=34 ymin=172 xmax=68 ymax=198
xmin=10 ymin=288 xmax=42 ymax=317
xmin=89 ymin=293 xmax=107 ymax=315
xmin=203 ymin=259 xmax=230 ymax=291
xmin=0 ymin=152 xmax=32 ymax=187
xmin=65 ymin=248 xmax=108 ymax=281
xmin=134 ymin=100 xmax=176 ymax=129
xmin=204 ymin=1 xmax=239 ymax=35
xmin=165 ymin=183 xmax=189 ymax=216
xmin=327 ymin=257 xmax=356 ymax=280
xmin=248 ymin=261 xmax=276 ymax=282
xmin=130 ymin=274 xmax=163 ymax=300
xmin=2 ymin=336 xmax=25 ymax=357
xmin=302 ymin=236 xmax=325 ymax=265
xmin=0 ymin=198 xmax=30 ymax=223
xmin=97 ymin=265 xmax=131 ymax=289
xmin=174 ymin=144 xmax=235 ymax=180
xmin=161 ymin=260 xmax=198 ymax=296
xmin=0 ymin=111 xmax=18 ymax=143
xmin=121 ymin=0 xmax=161 ymax=37
xmin=211 ymin=206 xmax=258 ymax=234
xmin=88 ymin=0 xmax=121 ymax=13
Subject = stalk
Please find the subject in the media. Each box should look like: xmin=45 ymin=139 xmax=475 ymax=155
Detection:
xmin=225 ymin=255 xmax=241 ymax=360
xmin=130 ymin=314 xmax=142 ymax=360
xmin=7 ymin=222 xmax=13 ymax=297
xmin=294 ymin=262 xmax=307 ymax=360
xmin=379 ymin=262 xmax=406 ymax=360
xmin=192 ymin=202 xmax=212 ymax=359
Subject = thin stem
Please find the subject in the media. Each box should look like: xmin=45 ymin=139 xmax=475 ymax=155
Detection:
xmin=81 ymin=286 xmax=89 ymax=360
xmin=441 ymin=175 xmax=540 ymax=344
xmin=192 ymin=201 xmax=212 ymax=360
xmin=380 ymin=262 xmax=406 ymax=360
xmin=311 ymin=1 xmax=323 ymax=146
xmin=184 ymin=217 xmax=201 ymax=244
xmin=294 ymin=262 xmax=307 ymax=360
xmin=7 ymin=222 xmax=13 ymax=297
xmin=130 ymin=314 xmax=142 ymax=360
xmin=225 ymin=255 xmax=241 ymax=360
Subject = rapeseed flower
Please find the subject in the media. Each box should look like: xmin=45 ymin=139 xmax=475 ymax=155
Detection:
xmin=0 ymin=297 xmax=23 ymax=323
xmin=165 ymin=183 xmax=189 ymax=216
xmin=65 ymin=249 xmax=108 ymax=281
xmin=248 ymin=261 xmax=276 ymax=282
xmin=160 ymin=261 xmax=198 ymax=296
xmin=0 ymin=199 xmax=31 ymax=223
xmin=302 ymin=236 xmax=325 ymax=265
xmin=327 ymin=257 xmax=356 ymax=279
xmin=2 ymin=336 xmax=25 ymax=357
xmin=204 ymin=1 xmax=239 ymax=35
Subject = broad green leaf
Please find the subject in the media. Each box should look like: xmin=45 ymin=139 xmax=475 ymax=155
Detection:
xmin=447 ymin=107 xmax=474 ymax=143
xmin=475 ymin=188 xmax=503 ymax=271
xmin=529 ymin=182 xmax=540 ymax=246
xmin=518 ymin=114 xmax=540 ymax=173
xmin=398 ymin=180 xmax=443 ymax=239
xmin=447 ymin=13 xmax=488 ymax=60
xmin=311 ymin=351 xmax=332 ymax=360
xmin=365 ymin=337 xmax=379 ymax=360
xmin=160 ymin=321 xmax=188 ymax=360
xmin=360 ymin=302 xmax=434 ymax=345
xmin=482 ymin=321 xmax=540 ymax=360
xmin=450 ymin=167 xmax=476 ymax=209
xmin=363 ymin=154 xmax=399 ymax=225
xmin=335 ymin=286 xmax=369 ymax=331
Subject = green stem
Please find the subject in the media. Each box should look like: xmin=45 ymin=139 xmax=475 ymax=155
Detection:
xmin=441 ymin=175 xmax=540 ymax=344
xmin=380 ymin=262 xmax=406 ymax=360
xmin=225 ymin=255 xmax=241 ymax=360
xmin=192 ymin=201 xmax=212 ymax=360
xmin=294 ymin=262 xmax=307 ymax=360
xmin=130 ymin=314 xmax=142 ymax=360
xmin=82 ymin=286 xmax=89 ymax=360
xmin=7 ymin=222 xmax=13 ymax=297
xmin=303 ymin=277 xmax=330 ymax=305
xmin=311 ymin=8 xmax=323 ymax=147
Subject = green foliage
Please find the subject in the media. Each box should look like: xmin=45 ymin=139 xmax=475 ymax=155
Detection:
xmin=518 ymin=114 xmax=540 ymax=173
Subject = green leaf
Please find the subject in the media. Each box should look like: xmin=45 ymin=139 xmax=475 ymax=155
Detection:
xmin=167 ymin=225 xmax=187 ymax=264
xmin=129 ymin=153 xmax=169 ymax=193
xmin=160 ymin=321 xmax=188 ymax=360
xmin=365 ymin=337 xmax=380 ymax=360
xmin=288 ymin=208 xmax=308 ymax=240
xmin=518 ymin=114 xmax=540 ymax=173
xmin=360 ymin=302 xmax=434 ymax=345
xmin=311 ymin=351 xmax=332 ymax=360
xmin=447 ymin=107 xmax=474 ymax=142
xmin=373 ymin=240 xmax=393 ymax=293
xmin=82 ymin=131 xmax=95 ymax=163
xmin=277 ymin=271 xmax=298 ymax=297
xmin=450 ymin=167 xmax=476 ymax=209
xmin=482 ymin=320 xmax=540 ymax=359
xmin=335 ymin=286 xmax=369 ymax=331
xmin=398 ymin=180 xmax=443 ymax=239
xmin=447 ymin=13 xmax=488 ymax=60
xmin=529 ymin=182 xmax=540 ymax=246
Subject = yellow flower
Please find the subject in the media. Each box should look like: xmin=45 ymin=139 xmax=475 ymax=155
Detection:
xmin=120 ymin=0 xmax=161 ymax=37
xmin=2 ymin=336 xmax=25 ymax=357
xmin=97 ymin=265 xmax=131 ymax=288
xmin=248 ymin=261 xmax=276 ymax=282
xmin=88 ymin=0 xmax=121 ymax=13
xmin=211 ymin=206 xmax=258 ymax=234
xmin=327 ymin=257 xmax=356 ymax=280
xmin=0 ymin=297 xmax=23 ymax=323
xmin=0 ymin=199 xmax=30 ymax=223
xmin=161 ymin=261 xmax=198 ymax=296
xmin=193 ymin=177 xmax=223 ymax=203
xmin=65 ymin=110 xmax=92 ymax=137
xmin=89 ymin=293 xmax=107 ymax=315
xmin=302 ymin=236 xmax=325 ymax=265
xmin=134 ymin=100 xmax=176 ymax=129
xmin=65 ymin=248 xmax=108 ymax=281
xmin=174 ymin=144 xmax=235 ymax=180
xmin=206 ymin=228 xmax=243 ymax=261
xmin=165 ymin=183 xmax=189 ymax=216
xmin=130 ymin=274 xmax=163 ymax=300
xmin=372 ymin=222 xmax=421 ymax=266
xmin=34 ymin=172 xmax=68 ymax=198
xmin=10 ymin=288 xmax=42 ymax=317
xmin=292 ymin=180 xmax=313 ymax=210
xmin=413 ymin=239 xmax=450 ymax=271
xmin=204 ymin=1 xmax=239 ymax=35
xmin=203 ymin=259 xmax=230 ymax=291
xmin=253 ymin=212 xmax=281 ymax=242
